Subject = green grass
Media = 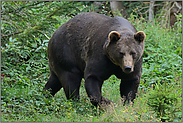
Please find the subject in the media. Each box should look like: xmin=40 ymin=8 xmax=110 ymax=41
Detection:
xmin=1 ymin=76 xmax=160 ymax=122
xmin=1 ymin=14 xmax=182 ymax=122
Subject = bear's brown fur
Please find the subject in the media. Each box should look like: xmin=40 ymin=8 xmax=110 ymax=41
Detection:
xmin=44 ymin=12 xmax=146 ymax=107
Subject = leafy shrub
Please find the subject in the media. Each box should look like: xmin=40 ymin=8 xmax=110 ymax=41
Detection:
xmin=146 ymin=81 xmax=182 ymax=122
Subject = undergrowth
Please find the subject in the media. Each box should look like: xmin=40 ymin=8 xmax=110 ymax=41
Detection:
xmin=1 ymin=7 xmax=182 ymax=122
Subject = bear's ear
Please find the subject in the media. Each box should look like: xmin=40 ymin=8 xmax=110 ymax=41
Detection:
xmin=134 ymin=31 xmax=146 ymax=42
xmin=108 ymin=31 xmax=120 ymax=42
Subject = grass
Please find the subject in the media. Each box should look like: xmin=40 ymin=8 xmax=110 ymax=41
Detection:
xmin=2 ymin=74 xmax=181 ymax=122
xmin=1 ymin=76 xmax=160 ymax=122
xmin=1 ymin=13 xmax=182 ymax=122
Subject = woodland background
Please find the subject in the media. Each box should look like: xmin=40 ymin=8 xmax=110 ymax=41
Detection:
xmin=1 ymin=1 xmax=182 ymax=122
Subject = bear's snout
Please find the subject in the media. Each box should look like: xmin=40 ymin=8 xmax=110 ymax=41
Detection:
xmin=124 ymin=66 xmax=132 ymax=73
xmin=122 ymin=55 xmax=134 ymax=73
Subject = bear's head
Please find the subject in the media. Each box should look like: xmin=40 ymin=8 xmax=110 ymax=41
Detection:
xmin=104 ymin=30 xmax=145 ymax=73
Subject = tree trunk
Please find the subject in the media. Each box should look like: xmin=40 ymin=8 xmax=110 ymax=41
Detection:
xmin=110 ymin=1 xmax=127 ymax=17
xmin=158 ymin=1 xmax=182 ymax=27
xmin=149 ymin=1 xmax=154 ymax=21
xmin=170 ymin=1 xmax=182 ymax=27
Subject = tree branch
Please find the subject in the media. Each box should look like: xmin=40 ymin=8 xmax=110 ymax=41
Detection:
xmin=1 ymin=4 xmax=63 ymax=38
xmin=1 ymin=31 xmax=23 ymax=38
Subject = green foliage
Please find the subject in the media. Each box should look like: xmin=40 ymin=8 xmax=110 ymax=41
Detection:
xmin=1 ymin=1 xmax=95 ymax=45
xmin=122 ymin=1 xmax=145 ymax=17
xmin=146 ymin=81 xmax=182 ymax=122
xmin=127 ymin=12 xmax=182 ymax=90
xmin=1 ymin=1 xmax=94 ymax=88
xmin=95 ymin=95 xmax=159 ymax=122
xmin=128 ymin=13 xmax=182 ymax=122
xmin=174 ymin=14 xmax=182 ymax=33
xmin=1 ymin=1 xmax=182 ymax=122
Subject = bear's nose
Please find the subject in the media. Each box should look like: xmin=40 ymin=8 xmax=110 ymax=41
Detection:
xmin=124 ymin=66 xmax=132 ymax=73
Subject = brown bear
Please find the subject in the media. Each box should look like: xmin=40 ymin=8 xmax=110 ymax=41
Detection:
xmin=44 ymin=12 xmax=146 ymax=107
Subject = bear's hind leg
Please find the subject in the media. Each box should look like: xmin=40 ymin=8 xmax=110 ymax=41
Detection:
xmin=44 ymin=71 xmax=62 ymax=96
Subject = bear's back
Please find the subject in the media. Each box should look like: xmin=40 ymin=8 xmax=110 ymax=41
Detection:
xmin=52 ymin=12 xmax=136 ymax=45
xmin=61 ymin=13 xmax=136 ymax=43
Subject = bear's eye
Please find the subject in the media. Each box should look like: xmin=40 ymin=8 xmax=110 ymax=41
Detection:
xmin=131 ymin=52 xmax=136 ymax=57
xmin=119 ymin=52 xmax=124 ymax=58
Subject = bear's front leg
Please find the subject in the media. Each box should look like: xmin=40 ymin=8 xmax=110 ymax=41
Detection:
xmin=85 ymin=75 xmax=113 ymax=107
xmin=120 ymin=77 xmax=140 ymax=105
